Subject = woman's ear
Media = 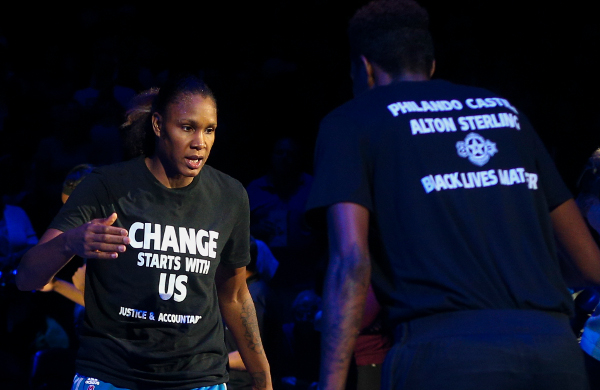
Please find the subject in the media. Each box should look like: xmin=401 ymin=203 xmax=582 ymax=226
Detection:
xmin=151 ymin=113 xmax=162 ymax=137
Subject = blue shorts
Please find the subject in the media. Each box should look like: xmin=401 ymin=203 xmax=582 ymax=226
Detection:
xmin=72 ymin=373 xmax=228 ymax=390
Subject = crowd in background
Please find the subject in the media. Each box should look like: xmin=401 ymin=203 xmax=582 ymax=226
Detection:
xmin=1 ymin=1 xmax=600 ymax=389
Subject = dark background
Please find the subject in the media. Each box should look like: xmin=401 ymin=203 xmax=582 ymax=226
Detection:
xmin=1 ymin=1 xmax=599 ymax=388
xmin=1 ymin=0 xmax=599 ymax=233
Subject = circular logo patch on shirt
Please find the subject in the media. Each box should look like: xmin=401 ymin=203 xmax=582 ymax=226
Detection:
xmin=456 ymin=133 xmax=498 ymax=166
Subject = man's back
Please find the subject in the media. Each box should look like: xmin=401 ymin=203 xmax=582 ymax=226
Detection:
xmin=307 ymin=1 xmax=600 ymax=389
xmin=309 ymin=78 xmax=574 ymax=326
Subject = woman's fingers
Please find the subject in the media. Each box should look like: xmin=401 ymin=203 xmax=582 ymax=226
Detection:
xmin=70 ymin=214 xmax=130 ymax=259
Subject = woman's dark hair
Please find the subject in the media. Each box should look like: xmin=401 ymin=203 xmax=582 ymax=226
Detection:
xmin=120 ymin=73 xmax=216 ymax=159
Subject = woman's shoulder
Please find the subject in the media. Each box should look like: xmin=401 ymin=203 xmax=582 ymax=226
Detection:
xmin=84 ymin=157 xmax=149 ymax=188
xmin=95 ymin=156 xmax=144 ymax=175
xmin=202 ymin=165 xmax=245 ymax=191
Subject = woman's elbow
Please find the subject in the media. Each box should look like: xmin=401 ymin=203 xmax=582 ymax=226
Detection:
xmin=15 ymin=270 xmax=36 ymax=291
xmin=15 ymin=258 xmax=46 ymax=291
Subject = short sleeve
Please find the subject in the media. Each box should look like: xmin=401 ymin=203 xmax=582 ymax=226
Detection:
xmin=48 ymin=171 xmax=105 ymax=232
xmin=305 ymin=109 xmax=373 ymax=226
xmin=219 ymin=184 xmax=251 ymax=269
xmin=524 ymin=117 xmax=573 ymax=210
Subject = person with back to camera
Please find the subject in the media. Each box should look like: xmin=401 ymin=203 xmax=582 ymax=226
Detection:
xmin=16 ymin=73 xmax=272 ymax=390
xmin=304 ymin=1 xmax=600 ymax=390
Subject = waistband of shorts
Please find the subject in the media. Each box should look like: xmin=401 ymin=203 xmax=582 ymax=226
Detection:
xmin=394 ymin=309 xmax=572 ymax=344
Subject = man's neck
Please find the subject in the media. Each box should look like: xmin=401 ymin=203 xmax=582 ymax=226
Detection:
xmin=374 ymin=68 xmax=430 ymax=86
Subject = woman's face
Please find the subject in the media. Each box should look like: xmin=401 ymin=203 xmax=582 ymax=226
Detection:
xmin=152 ymin=93 xmax=217 ymax=186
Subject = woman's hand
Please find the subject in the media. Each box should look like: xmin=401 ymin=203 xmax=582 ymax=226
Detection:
xmin=65 ymin=213 xmax=130 ymax=259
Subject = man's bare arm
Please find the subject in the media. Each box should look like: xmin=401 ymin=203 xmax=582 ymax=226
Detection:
xmin=320 ymin=202 xmax=372 ymax=390
xmin=551 ymin=198 xmax=600 ymax=287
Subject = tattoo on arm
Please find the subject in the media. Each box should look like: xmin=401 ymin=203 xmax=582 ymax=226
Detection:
xmin=320 ymin=246 xmax=371 ymax=388
xmin=250 ymin=371 xmax=267 ymax=389
xmin=323 ymin=286 xmax=367 ymax=381
xmin=241 ymin=297 xmax=264 ymax=354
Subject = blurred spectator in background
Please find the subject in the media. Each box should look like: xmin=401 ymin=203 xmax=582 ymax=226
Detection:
xmin=0 ymin=176 xmax=40 ymax=389
xmin=246 ymin=136 xmax=326 ymax=326
xmin=275 ymin=289 xmax=322 ymax=390
xmin=573 ymin=148 xmax=600 ymax=389
xmin=28 ymin=163 xmax=95 ymax=390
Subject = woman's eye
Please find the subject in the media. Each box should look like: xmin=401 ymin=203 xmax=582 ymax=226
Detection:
xmin=182 ymin=125 xmax=193 ymax=132
xmin=205 ymin=127 xmax=215 ymax=134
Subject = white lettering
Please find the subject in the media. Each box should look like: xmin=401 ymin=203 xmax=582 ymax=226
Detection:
xmin=118 ymin=306 xmax=147 ymax=319
xmin=179 ymin=227 xmax=196 ymax=255
xmin=422 ymin=168 xmax=533 ymax=193
xmin=526 ymin=173 xmax=538 ymax=189
xmin=388 ymin=100 xmax=464 ymax=116
xmin=185 ymin=257 xmax=211 ymax=274
xmin=457 ymin=113 xmax=520 ymax=131
xmin=411 ymin=119 xmax=425 ymax=135
xmin=129 ymin=222 xmax=144 ymax=249
xmin=209 ymin=231 xmax=219 ymax=258
xmin=127 ymin=223 xmax=220 ymax=258
xmin=137 ymin=251 xmax=145 ymax=266
xmin=157 ymin=312 xmax=202 ymax=324
xmin=411 ymin=117 xmax=457 ymax=135
xmin=174 ymin=275 xmax=188 ymax=302
xmin=465 ymin=97 xmax=518 ymax=114
xmin=421 ymin=175 xmax=435 ymax=193
xmin=161 ymin=225 xmax=180 ymax=252
xmin=196 ymin=230 xmax=209 ymax=257
xmin=158 ymin=273 xmax=188 ymax=301
xmin=144 ymin=223 xmax=161 ymax=250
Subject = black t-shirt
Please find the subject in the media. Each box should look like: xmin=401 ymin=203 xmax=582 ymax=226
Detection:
xmin=306 ymin=79 xmax=574 ymax=327
xmin=50 ymin=156 xmax=251 ymax=389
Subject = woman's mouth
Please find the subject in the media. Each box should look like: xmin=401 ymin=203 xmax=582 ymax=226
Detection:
xmin=185 ymin=156 xmax=203 ymax=169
